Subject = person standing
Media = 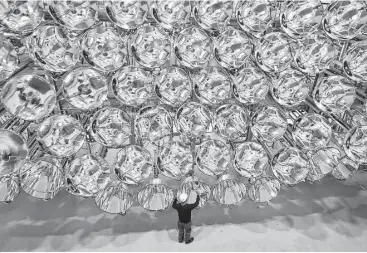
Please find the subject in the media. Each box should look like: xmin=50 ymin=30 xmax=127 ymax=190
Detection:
xmin=172 ymin=192 xmax=201 ymax=244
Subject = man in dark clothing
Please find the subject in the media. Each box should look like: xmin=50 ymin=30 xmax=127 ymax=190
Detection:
xmin=172 ymin=192 xmax=200 ymax=244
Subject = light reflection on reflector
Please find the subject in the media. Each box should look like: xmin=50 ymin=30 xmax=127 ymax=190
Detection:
xmin=137 ymin=178 xmax=174 ymax=211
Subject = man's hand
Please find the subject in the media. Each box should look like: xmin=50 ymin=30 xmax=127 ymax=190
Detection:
xmin=198 ymin=193 xmax=206 ymax=199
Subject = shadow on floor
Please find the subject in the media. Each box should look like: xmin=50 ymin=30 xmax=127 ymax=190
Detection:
xmin=1 ymin=175 xmax=367 ymax=251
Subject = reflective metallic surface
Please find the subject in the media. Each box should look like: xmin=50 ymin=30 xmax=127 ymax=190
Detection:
xmin=350 ymin=105 xmax=367 ymax=127
xmin=131 ymin=24 xmax=171 ymax=68
xmin=27 ymin=25 xmax=81 ymax=73
xmin=0 ymin=175 xmax=20 ymax=203
xmin=0 ymin=0 xmax=366 ymax=215
xmin=292 ymin=113 xmax=332 ymax=151
xmin=113 ymin=145 xmax=153 ymax=186
xmin=135 ymin=105 xmax=173 ymax=144
xmin=157 ymin=141 xmax=193 ymax=180
xmin=61 ymin=67 xmax=108 ymax=111
xmin=344 ymin=125 xmax=367 ymax=165
xmin=0 ymin=129 xmax=28 ymax=176
xmin=214 ymin=27 xmax=252 ymax=69
xmin=176 ymin=102 xmax=212 ymax=140
xmin=0 ymin=129 xmax=28 ymax=203
xmin=36 ymin=114 xmax=86 ymax=157
xmin=255 ymin=32 xmax=293 ymax=73
xmin=271 ymin=69 xmax=311 ymax=107
xmin=177 ymin=176 xmax=211 ymax=208
xmin=195 ymin=139 xmax=231 ymax=178
xmin=293 ymin=32 xmax=338 ymax=76
xmin=332 ymin=156 xmax=358 ymax=181
xmin=90 ymin=107 xmax=132 ymax=148
xmin=343 ymin=42 xmax=367 ymax=82
xmin=235 ymin=0 xmax=273 ymax=38
xmin=313 ymin=75 xmax=356 ymax=114
xmin=0 ymin=1 xmax=44 ymax=35
xmin=66 ymin=154 xmax=111 ymax=198
xmin=1 ymin=73 xmax=57 ymax=121
xmin=251 ymin=106 xmax=288 ymax=143
xmin=271 ymin=147 xmax=311 ymax=185
xmin=0 ymin=34 xmax=19 ymax=81
xmin=248 ymin=177 xmax=280 ymax=203
xmin=192 ymin=67 xmax=231 ymax=106
xmin=280 ymin=0 xmax=324 ymax=39
xmin=193 ymin=1 xmax=234 ymax=34
xmin=231 ymin=66 xmax=270 ymax=105
xmin=95 ymin=177 xmax=134 ymax=214
xmin=48 ymin=0 xmax=97 ymax=31
xmin=214 ymin=104 xmax=248 ymax=141
xmin=307 ymin=147 xmax=341 ymax=182
xmin=137 ymin=178 xmax=174 ymax=211
xmin=233 ymin=142 xmax=269 ymax=178
xmin=212 ymin=174 xmax=247 ymax=205
xmin=20 ymin=157 xmax=63 ymax=200
xmin=154 ymin=66 xmax=192 ymax=107
xmin=151 ymin=0 xmax=191 ymax=31
xmin=111 ymin=66 xmax=153 ymax=107
xmin=105 ymin=1 xmax=149 ymax=30
xmin=174 ymin=26 xmax=213 ymax=68
xmin=0 ymin=1 xmax=10 ymax=20
xmin=82 ymin=26 xmax=128 ymax=72
xmin=322 ymin=0 xmax=367 ymax=40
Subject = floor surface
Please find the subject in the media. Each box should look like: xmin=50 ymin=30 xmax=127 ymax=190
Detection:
xmin=1 ymin=174 xmax=367 ymax=251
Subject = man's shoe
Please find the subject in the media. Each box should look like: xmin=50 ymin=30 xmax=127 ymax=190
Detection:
xmin=179 ymin=240 xmax=184 ymax=243
xmin=185 ymin=238 xmax=194 ymax=244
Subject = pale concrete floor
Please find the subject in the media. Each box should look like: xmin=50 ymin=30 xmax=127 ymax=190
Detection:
xmin=1 ymin=174 xmax=367 ymax=251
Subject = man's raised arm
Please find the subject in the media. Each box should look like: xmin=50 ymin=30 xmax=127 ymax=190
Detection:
xmin=172 ymin=198 xmax=178 ymax=209
xmin=186 ymin=195 xmax=200 ymax=210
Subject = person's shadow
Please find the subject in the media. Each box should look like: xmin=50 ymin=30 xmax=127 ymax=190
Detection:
xmin=167 ymin=224 xmax=206 ymax=243
xmin=1 ymin=173 xmax=367 ymax=251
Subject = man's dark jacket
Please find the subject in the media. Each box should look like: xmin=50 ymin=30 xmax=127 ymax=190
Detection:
xmin=172 ymin=195 xmax=200 ymax=224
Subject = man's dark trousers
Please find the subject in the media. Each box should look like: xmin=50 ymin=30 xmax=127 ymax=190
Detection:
xmin=178 ymin=221 xmax=192 ymax=243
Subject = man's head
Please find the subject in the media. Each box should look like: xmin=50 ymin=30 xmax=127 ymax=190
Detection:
xmin=178 ymin=193 xmax=188 ymax=204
